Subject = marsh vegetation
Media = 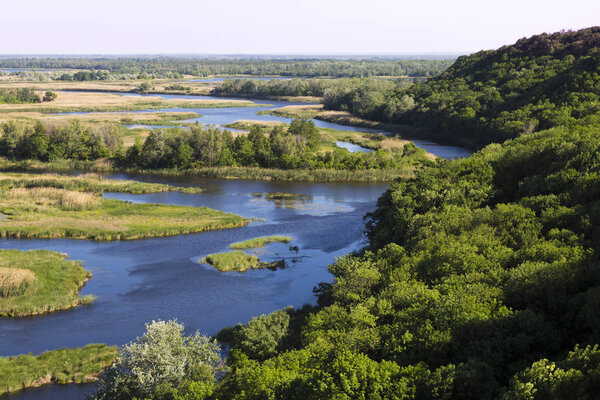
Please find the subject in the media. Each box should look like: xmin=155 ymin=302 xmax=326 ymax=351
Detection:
xmin=0 ymin=249 xmax=92 ymax=317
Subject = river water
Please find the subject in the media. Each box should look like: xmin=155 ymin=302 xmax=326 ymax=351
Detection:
xmin=2 ymin=92 xmax=472 ymax=399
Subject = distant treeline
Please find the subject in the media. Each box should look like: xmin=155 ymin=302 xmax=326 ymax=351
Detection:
xmin=211 ymin=77 xmax=412 ymax=99
xmin=0 ymin=58 xmax=454 ymax=78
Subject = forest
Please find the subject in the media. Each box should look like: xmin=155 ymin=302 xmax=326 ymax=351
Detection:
xmin=0 ymin=58 xmax=453 ymax=79
xmin=316 ymin=28 xmax=600 ymax=149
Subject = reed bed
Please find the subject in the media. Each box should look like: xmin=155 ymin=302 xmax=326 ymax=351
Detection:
xmin=5 ymin=187 xmax=101 ymax=211
xmin=230 ymin=236 xmax=292 ymax=249
xmin=0 ymin=344 xmax=117 ymax=396
xmin=202 ymin=250 xmax=285 ymax=272
xmin=0 ymin=267 xmax=37 ymax=298
xmin=0 ymin=250 xmax=92 ymax=317
xmin=0 ymin=172 xmax=203 ymax=194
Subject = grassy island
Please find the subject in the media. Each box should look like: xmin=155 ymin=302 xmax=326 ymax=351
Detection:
xmin=0 ymin=344 xmax=117 ymax=396
xmin=0 ymin=249 xmax=92 ymax=317
xmin=202 ymin=251 xmax=285 ymax=272
xmin=0 ymin=172 xmax=246 ymax=240
xmin=230 ymin=235 xmax=291 ymax=249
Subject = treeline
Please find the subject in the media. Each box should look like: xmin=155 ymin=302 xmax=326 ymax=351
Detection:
xmin=0 ymin=58 xmax=454 ymax=78
xmin=211 ymin=77 xmax=412 ymax=99
xmin=0 ymin=88 xmax=56 ymax=104
xmin=123 ymin=120 xmax=427 ymax=170
xmin=0 ymin=120 xmax=123 ymax=161
xmin=0 ymin=119 xmax=426 ymax=171
xmin=57 ymin=70 xmax=111 ymax=81
xmin=321 ymin=27 xmax=600 ymax=148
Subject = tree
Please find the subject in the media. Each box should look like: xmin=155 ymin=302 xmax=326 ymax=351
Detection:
xmin=42 ymin=91 xmax=57 ymax=102
xmin=91 ymin=320 xmax=224 ymax=400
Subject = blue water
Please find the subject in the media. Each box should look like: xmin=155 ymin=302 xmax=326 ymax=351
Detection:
xmin=1 ymin=174 xmax=388 ymax=399
xmin=335 ymin=141 xmax=373 ymax=153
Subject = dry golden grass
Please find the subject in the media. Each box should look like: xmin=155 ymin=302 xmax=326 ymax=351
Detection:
xmin=0 ymin=267 xmax=36 ymax=298
xmin=4 ymin=188 xmax=101 ymax=211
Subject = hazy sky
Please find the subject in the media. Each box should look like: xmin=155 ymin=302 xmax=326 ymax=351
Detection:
xmin=0 ymin=0 xmax=597 ymax=55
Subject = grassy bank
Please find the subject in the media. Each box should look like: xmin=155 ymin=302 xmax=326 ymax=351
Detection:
xmin=0 ymin=172 xmax=202 ymax=194
xmin=202 ymin=251 xmax=285 ymax=272
xmin=230 ymin=235 xmax=291 ymax=249
xmin=0 ymin=193 xmax=247 ymax=240
xmin=0 ymin=344 xmax=116 ymax=396
xmin=261 ymin=104 xmax=428 ymax=137
xmin=0 ymin=250 xmax=92 ymax=317
xmin=0 ymin=159 xmax=413 ymax=182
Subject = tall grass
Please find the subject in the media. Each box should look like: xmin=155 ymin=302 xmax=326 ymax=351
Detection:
xmin=5 ymin=187 xmax=101 ymax=211
xmin=0 ymin=267 xmax=36 ymax=298
xmin=0 ymin=172 xmax=203 ymax=194
xmin=0 ymin=344 xmax=117 ymax=396
xmin=230 ymin=236 xmax=291 ymax=250
xmin=202 ymin=250 xmax=285 ymax=272
xmin=0 ymin=250 xmax=92 ymax=317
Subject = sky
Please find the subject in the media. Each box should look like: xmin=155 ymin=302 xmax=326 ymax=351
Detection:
xmin=0 ymin=0 xmax=598 ymax=55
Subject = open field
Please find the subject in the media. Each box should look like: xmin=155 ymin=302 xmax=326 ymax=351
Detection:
xmin=0 ymin=90 xmax=265 ymax=114
xmin=202 ymin=250 xmax=285 ymax=272
xmin=0 ymin=249 xmax=93 ymax=317
xmin=0 ymin=79 xmax=214 ymax=96
xmin=0 ymin=344 xmax=117 ymax=396
xmin=230 ymin=235 xmax=291 ymax=249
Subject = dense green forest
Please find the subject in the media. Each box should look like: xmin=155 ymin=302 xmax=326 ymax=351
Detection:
xmin=318 ymin=28 xmax=600 ymax=149
xmin=0 ymin=58 xmax=453 ymax=79
xmin=211 ymin=77 xmax=411 ymax=100
xmin=0 ymin=88 xmax=55 ymax=104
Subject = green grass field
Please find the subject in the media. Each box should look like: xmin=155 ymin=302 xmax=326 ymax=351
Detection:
xmin=0 ymin=344 xmax=117 ymax=396
xmin=0 ymin=249 xmax=92 ymax=317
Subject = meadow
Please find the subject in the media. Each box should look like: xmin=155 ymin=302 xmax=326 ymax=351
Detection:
xmin=202 ymin=250 xmax=285 ymax=272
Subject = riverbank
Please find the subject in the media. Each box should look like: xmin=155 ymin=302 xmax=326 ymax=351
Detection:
xmin=0 ymin=159 xmax=414 ymax=182
xmin=0 ymin=344 xmax=116 ymax=396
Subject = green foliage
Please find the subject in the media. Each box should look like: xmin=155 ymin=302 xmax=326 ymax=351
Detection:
xmin=91 ymin=320 xmax=224 ymax=400
xmin=0 ymin=120 xmax=124 ymax=161
xmin=121 ymin=119 xmax=428 ymax=172
xmin=0 ymin=88 xmax=41 ymax=104
xmin=202 ymin=251 xmax=284 ymax=272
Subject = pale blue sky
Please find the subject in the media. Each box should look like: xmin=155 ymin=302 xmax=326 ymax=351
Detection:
xmin=0 ymin=0 xmax=597 ymax=55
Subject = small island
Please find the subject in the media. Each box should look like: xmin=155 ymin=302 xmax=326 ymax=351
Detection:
xmin=230 ymin=235 xmax=291 ymax=249
xmin=0 ymin=172 xmax=247 ymax=240
xmin=203 ymin=251 xmax=286 ymax=272
xmin=0 ymin=249 xmax=93 ymax=317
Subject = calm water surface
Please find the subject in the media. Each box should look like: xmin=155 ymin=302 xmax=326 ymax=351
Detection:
xmin=2 ymin=174 xmax=387 ymax=399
